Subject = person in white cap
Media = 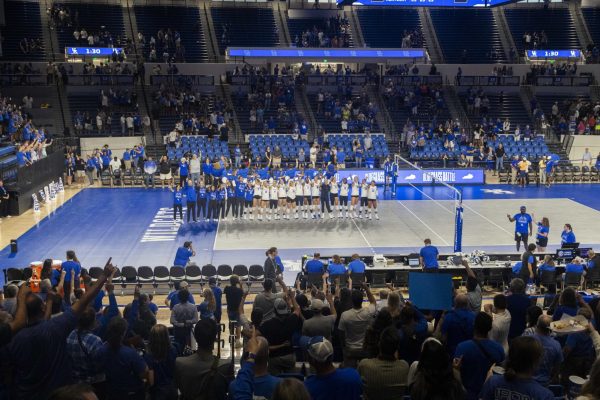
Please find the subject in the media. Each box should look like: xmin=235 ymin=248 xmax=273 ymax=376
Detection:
xmin=301 ymin=335 xmax=363 ymax=400
xmin=301 ymin=290 xmax=337 ymax=341
xmin=260 ymin=295 xmax=301 ymax=375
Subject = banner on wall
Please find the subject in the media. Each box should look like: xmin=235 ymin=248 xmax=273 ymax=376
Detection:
xmin=333 ymin=169 xmax=485 ymax=185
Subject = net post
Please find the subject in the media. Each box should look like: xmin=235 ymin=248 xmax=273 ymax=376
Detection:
xmin=394 ymin=155 xmax=464 ymax=251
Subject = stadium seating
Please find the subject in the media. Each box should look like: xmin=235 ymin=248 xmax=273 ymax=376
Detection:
xmin=167 ymin=136 xmax=230 ymax=161
xmin=0 ymin=146 xmax=18 ymax=178
xmin=356 ymin=8 xmax=424 ymax=49
xmin=211 ymin=7 xmax=279 ymax=55
xmin=582 ymin=8 xmax=600 ymax=47
xmin=157 ymin=93 xmax=220 ymax=135
xmin=0 ymin=1 xmax=46 ymax=61
xmin=67 ymin=92 xmax=140 ymax=136
xmin=429 ymin=8 xmax=507 ymax=63
xmin=327 ymin=133 xmax=390 ymax=160
xmin=248 ymin=134 xmax=310 ymax=162
xmin=410 ymin=135 xmax=548 ymax=163
xmin=134 ymin=6 xmax=209 ymax=63
xmin=503 ymin=7 xmax=579 ymax=54
xmin=287 ymin=15 xmax=354 ymax=48
xmin=55 ymin=4 xmax=126 ymax=52
xmin=535 ymin=94 xmax=591 ymax=121
xmin=460 ymin=92 xmax=532 ymax=130
xmin=306 ymin=93 xmax=379 ymax=134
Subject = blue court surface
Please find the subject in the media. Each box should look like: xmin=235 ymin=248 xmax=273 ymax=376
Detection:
xmin=1 ymin=184 xmax=599 ymax=286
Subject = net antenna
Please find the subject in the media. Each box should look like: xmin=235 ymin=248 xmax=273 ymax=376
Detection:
xmin=393 ymin=154 xmax=464 ymax=252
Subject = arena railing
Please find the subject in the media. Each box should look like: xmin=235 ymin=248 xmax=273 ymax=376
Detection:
xmin=535 ymin=76 xmax=593 ymax=86
xmin=454 ymin=76 xmax=521 ymax=86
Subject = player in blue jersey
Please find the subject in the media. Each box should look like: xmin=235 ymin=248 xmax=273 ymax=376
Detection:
xmin=244 ymin=180 xmax=254 ymax=220
xmin=207 ymin=185 xmax=218 ymax=221
xmin=196 ymin=181 xmax=208 ymax=221
xmin=171 ymin=183 xmax=183 ymax=221
xmin=184 ymin=179 xmax=197 ymax=223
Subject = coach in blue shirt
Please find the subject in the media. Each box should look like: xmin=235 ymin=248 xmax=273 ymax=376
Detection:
xmin=420 ymin=238 xmax=439 ymax=270
xmin=507 ymin=206 xmax=533 ymax=252
xmin=174 ymin=241 xmax=195 ymax=267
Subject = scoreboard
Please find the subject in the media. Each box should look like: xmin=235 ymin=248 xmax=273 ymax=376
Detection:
xmin=338 ymin=0 xmax=515 ymax=7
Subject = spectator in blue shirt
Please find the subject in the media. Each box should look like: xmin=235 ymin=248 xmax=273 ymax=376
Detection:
xmin=455 ymin=312 xmax=505 ymax=400
xmin=480 ymin=336 xmax=554 ymax=400
xmin=506 ymin=278 xmax=532 ymax=339
xmin=419 ymin=238 xmax=439 ymax=270
xmin=440 ymin=294 xmax=475 ymax=356
xmin=551 ymin=287 xmax=580 ymax=322
xmin=164 ymin=281 xmax=195 ymax=310
xmin=61 ymin=250 xmax=81 ymax=299
xmin=560 ymin=307 xmax=596 ymax=386
xmin=229 ymin=336 xmax=281 ymax=399
xmin=97 ymin=317 xmax=149 ymax=399
xmin=507 ymin=206 xmax=533 ymax=252
xmin=179 ymin=158 xmax=189 ymax=186
xmin=531 ymin=315 xmax=563 ymax=386
xmin=561 ymin=223 xmax=576 ymax=246
xmin=302 ymin=336 xmax=363 ymax=400
xmin=144 ymin=324 xmax=177 ymax=400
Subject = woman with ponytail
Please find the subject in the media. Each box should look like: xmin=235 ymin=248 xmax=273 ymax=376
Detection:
xmin=97 ymin=317 xmax=149 ymax=400
xmin=480 ymin=336 xmax=553 ymax=399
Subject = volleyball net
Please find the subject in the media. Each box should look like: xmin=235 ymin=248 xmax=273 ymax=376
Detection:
xmin=393 ymin=154 xmax=464 ymax=252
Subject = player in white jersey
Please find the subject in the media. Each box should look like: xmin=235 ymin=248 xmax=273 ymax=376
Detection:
xmin=295 ymin=179 xmax=304 ymax=219
xmin=287 ymin=181 xmax=296 ymax=219
xmin=359 ymin=179 xmax=369 ymax=219
xmin=367 ymin=180 xmax=379 ymax=220
xmin=302 ymin=178 xmax=312 ymax=219
xmin=252 ymin=181 xmax=262 ymax=221
xmin=260 ymin=181 xmax=270 ymax=221
xmin=339 ymin=178 xmax=350 ymax=218
xmin=277 ymin=180 xmax=287 ymax=220
xmin=330 ymin=176 xmax=340 ymax=218
xmin=269 ymin=181 xmax=278 ymax=220
xmin=350 ymin=176 xmax=360 ymax=218
xmin=311 ymin=178 xmax=321 ymax=219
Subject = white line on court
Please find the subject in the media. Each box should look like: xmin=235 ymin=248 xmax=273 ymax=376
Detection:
xmin=461 ymin=202 xmax=514 ymax=237
xmin=397 ymin=201 xmax=450 ymax=246
xmin=211 ymin=220 xmax=220 ymax=264
xmin=406 ymin=184 xmax=455 ymax=215
xmin=351 ymin=219 xmax=376 ymax=254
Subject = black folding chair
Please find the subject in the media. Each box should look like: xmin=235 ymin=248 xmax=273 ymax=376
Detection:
xmin=540 ymin=270 xmax=557 ymax=293
xmin=202 ymin=264 xmax=217 ymax=284
xmin=217 ymin=264 xmax=233 ymax=285
xmin=248 ymin=264 xmax=265 ymax=289
xmin=137 ymin=266 xmax=155 ymax=290
xmin=563 ymin=272 xmax=583 ymax=290
xmin=120 ymin=266 xmax=138 ymax=289
xmin=185 ymin=265 xmax=202 ymax=286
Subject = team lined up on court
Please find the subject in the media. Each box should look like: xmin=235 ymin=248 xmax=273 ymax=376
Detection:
xmin=170 ymin=174 xmax=380 ymax=223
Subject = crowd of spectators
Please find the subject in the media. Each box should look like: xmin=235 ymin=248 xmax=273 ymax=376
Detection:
xmin=137 ymin=29 xmax=187 ymax=63
xmin=0 ymin=94 xmax=53 ymax=167
xmin=315 ymin=88 xmax=378 ymax=134
xmin=292 ymin=15 xmax=351 ymax=48
xmin=542 ymin=98 xmax=600 ymax=136
xmin=401 ymin=28 xmax=424 ymax=49
xmin=47 ymin=3 xmax=133 ymax=54
xmin=1 ymin=253 xmax=600 ymax=400
xmin=522 ymin=31 xmax=549 ymax=51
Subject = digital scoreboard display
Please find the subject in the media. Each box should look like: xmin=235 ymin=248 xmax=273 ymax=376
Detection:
xmin=65 ymin=47 xmax=124 ymax=57
xmin=338 ymin=0 xmax=514 ymax=7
